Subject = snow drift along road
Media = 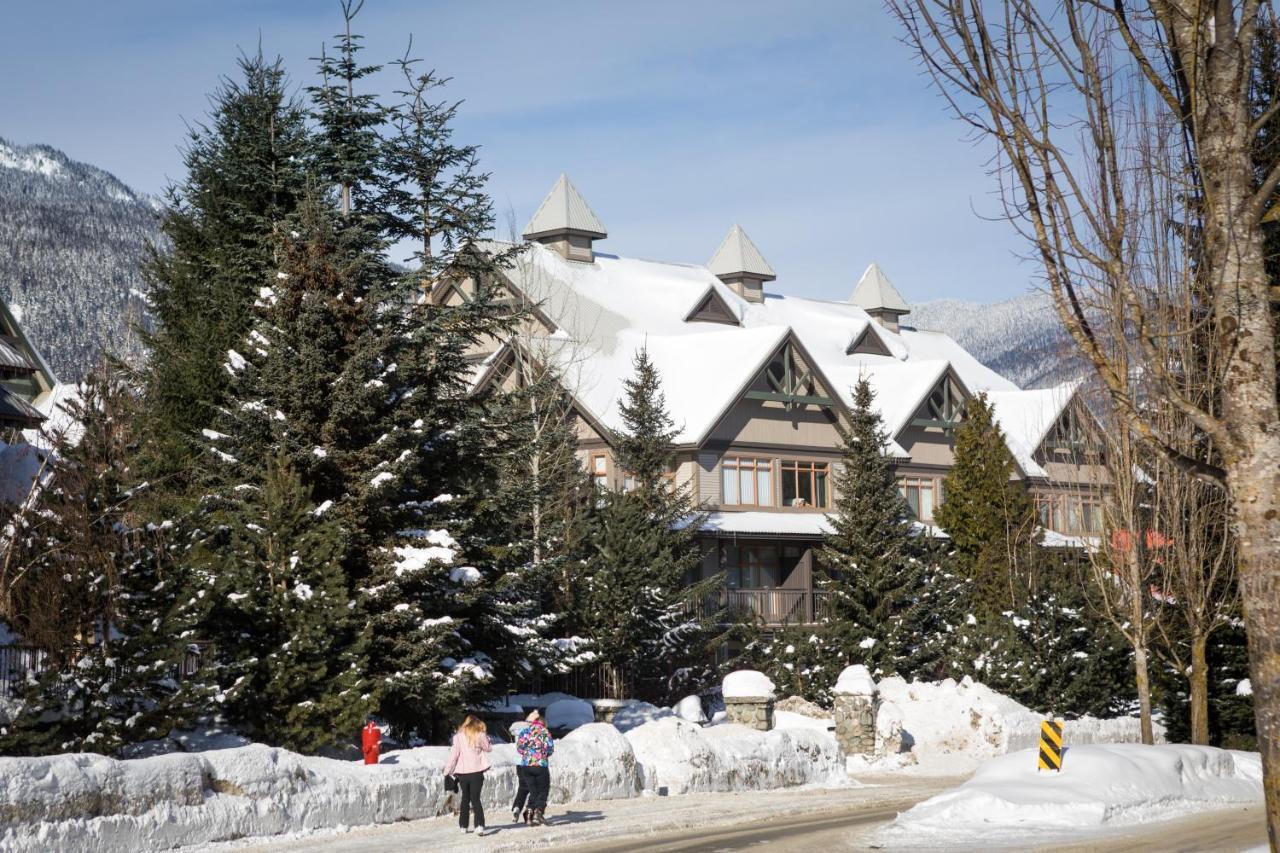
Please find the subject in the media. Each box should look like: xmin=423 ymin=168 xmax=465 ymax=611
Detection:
xmin=882 ymin=744 xmax=1263 ymax=847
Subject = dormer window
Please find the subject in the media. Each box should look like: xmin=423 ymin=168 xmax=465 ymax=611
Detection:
xmin=846 ymin=324 xmax=892 ymax=357
xmin=684 ymin=287 xmax=740 ymax=326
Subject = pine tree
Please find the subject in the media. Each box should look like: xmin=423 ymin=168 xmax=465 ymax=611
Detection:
xmin=933 ymin=392 xmax=1039 ymax=614
xmin=576 ymin=348 xmax=714 ymax=701
xmin=195 ymin=457 xmax=368 ymax=751
xmin=0 ymin=367 xmax=205 ymax=755
xmin=817 ymin=378 xmax=928 ymax=679
xmin=140 ymin=51 xmax=310 ymax=487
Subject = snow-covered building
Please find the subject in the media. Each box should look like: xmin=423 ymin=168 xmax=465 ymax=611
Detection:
xmin=0 ymin=296 xmax=56 ymax=434
xmin=442 ymin=175 xmax=1106 ymax=627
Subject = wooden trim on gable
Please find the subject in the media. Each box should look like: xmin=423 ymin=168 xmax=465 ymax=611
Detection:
xmin=683 ymin=286 xmax=741 ymax=326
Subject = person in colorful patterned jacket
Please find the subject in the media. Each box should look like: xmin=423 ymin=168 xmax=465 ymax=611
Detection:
xmin=512 ymin=709 xmax=555 ymax=825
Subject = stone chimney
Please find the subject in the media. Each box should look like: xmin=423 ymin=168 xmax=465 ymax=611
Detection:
xmin=708 ymin=225 xmax=775 ymax=304
xmin=522 ymin=174 xmax=607 ymax=263
xmin=849 ymin=263 xmax=910 ymax=332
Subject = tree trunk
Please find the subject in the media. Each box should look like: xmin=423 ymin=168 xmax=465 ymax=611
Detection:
xmin=1133 ymin=643 xmax=1155 ymax=745
xmin=1189 ymin=631 xmax=1211 ymax=746
xmin=1230 ymin=465 xmax=1280 ymax=850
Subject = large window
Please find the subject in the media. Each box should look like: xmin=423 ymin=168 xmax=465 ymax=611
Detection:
xmin=591 ymin=454 xmax=608 ymax=490
xmin=1037 ymin=493 xmax=1104 ymax=534
xmin=722 ymin=544 xmax=779 ymax=589
xmin=898 ymin=476 xmax=939 ymax=521
xmin=781 ymin=460 xmax=830 ymax=508
xmin=722 ymin=457 xmax=772 ymax=506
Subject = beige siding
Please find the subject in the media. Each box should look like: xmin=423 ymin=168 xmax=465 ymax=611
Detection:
xmin=708 ymin=398 xmax=842 ymax=447
xmin=698 ymin=452 xmax=719 ymax=506
xmin=896 ymin=425 xmax=955 ymax=467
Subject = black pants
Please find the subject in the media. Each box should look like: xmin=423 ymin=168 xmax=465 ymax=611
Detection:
xmin=525 ymin=765 xmax=551 ymax=811
xmin=456 ymin=771 xmax=485 ymax=828
xmin=513 ymin=765 xmax=531 ymax=812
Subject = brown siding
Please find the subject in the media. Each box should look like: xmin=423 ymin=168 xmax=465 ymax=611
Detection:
xmin=708 ymin=398 xmax=842 ymax=447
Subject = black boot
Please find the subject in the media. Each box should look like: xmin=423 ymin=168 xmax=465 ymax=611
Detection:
xmin=533 ymin=809 xmax=546 ymax=826
xmin=523 ymin=808 xmax=532 ymax=825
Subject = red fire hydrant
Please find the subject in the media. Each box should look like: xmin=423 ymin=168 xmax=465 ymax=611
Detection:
xmin=361 ymin=720 xmax=381 ymax=765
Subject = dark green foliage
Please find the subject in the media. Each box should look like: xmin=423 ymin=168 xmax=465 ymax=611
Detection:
xmin=1158 ymin=621 xmax=1258 ymax=749
xmin=0 ymin=368 xmax=205 ymax=755
xmin=196 ymin=458 xmax=368 ymax=751
xmin=733 ymin=624 xmax=842 ymax=707
xmin=817 ymin=378 xmax=928 ymax=679
xmin=576 ymin=349 xmax=716 ymax=701
xmin=934 ymin=393 xmax=1039 ymax=614
xmin=140 ymin=51 xmax=310 ymax=486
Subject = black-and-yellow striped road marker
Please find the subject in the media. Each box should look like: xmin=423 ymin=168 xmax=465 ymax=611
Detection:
xmin=1038 ymin=718 xmax=1064 ymax=771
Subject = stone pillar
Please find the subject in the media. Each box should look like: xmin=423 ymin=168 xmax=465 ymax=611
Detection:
xmin=832 ymin=664 xmax=879 ymax=757
xmin=721 ymin=669 xmax=777 ymax=731
xmin=590 ymin=699 xmax=626 ymax=725
xmin=723 ymin=695 xmax=775 ymax=731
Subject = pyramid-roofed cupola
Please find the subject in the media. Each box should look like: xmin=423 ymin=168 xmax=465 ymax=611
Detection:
xmin=849 ymin=262 xmax=911 ymax=332
xmin=523 ymin=174 xmax=608 ymax=263
xmin=708 ymin=224 xmax=776 ymax=304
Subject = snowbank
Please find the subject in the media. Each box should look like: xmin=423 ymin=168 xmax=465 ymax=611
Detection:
xmin=877 ymin=676 xmax=1158 ymax=768
xmin=722 ymin=670 xmax=775 ymax=699
xmin=673 ymin=695 xmax=706 ymax=724
xmin=0 ymin=724 xmax=638 ymax=853
xmin=545 ymin=698 xmax=594 ymax=731
xmin=883 ymin=744 xmax=1263 ymax=846
xmin=624 ymin=717 xmax=843 ymax=796
xmin=609 ymin=700 xmax=674 ymax=733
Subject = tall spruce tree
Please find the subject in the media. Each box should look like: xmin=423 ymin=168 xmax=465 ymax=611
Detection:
xmin=817 ymin=378 xmax=927 ymax=679
xmin=933 ymin=392 xmax=1039 ymax=614
xmin=141 ymin=51 xmax=310 ymax=487
xmin=576 ymin=348 xmax=714 ymax=700
xmin=0 ymin=367 xmax=206 ymax=755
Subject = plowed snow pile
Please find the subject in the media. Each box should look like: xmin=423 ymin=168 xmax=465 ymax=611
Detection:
xmin=880 ymin=744 xmax=1263 ymax=847
xmin=876 ymin=676 xmax=1159 ymax=770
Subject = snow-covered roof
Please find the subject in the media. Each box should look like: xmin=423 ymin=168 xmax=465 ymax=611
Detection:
xmin=699 ymin=511 xmax=833 ymax=537
xmin=707 ymin=225 xmax=775 ymax=280
xmin=987 ymin=383 xmax=1080 ymax=478
xmin=522 ymin=174 xmax=607 ymax=239
xmin=491 ymin=240 xmax=1067 ymax=463
xmin=849 ymin=263 xmax=910 ymax=314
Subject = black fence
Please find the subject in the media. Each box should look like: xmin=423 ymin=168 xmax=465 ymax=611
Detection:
xmin=0 ymin=644 xmax=203 ymax=700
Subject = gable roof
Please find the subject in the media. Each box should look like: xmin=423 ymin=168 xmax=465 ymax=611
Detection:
xmin=849 ymin=262 xmax=910 ymax=314
xmin=987 ymin=382 xmax=1082 ymax=478
xmin=846 ymin=323 xmax=892 ymax=356
xmin=484 ymin=238 xmax=1066 ymax=465
xmin=707 ymin=225 xmax=776 ymax=281
xmin=522 ymin=174 xmax=607 ymax=240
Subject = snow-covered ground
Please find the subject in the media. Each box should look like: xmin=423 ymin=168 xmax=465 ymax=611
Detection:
xmin=0 ymin=675 xmax=1172 ymax=852
xmin=877 ymin=743 xmax=1264 ymax=849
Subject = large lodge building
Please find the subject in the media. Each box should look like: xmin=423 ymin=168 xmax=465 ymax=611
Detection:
xmin=439 ymin=175 xmax=1108 ymax=629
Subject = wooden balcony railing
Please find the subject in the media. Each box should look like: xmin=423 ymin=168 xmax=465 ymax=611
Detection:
xmin=695 ymin=588 xmax=830 ymax=627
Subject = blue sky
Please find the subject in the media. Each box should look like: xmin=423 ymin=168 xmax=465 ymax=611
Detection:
xmin=2 ymin=0 xmax=1034 ymax=304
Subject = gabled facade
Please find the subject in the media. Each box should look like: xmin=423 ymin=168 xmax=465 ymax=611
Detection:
xmin=459 ymin=176 xmax=1102 ymax=627
xmin=0 ymin=296 xmax=56 ymax=434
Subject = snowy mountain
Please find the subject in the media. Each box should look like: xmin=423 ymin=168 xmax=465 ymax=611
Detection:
xmin=0 ymin=137 xmax=160 ymax=381
xmin=908 ymin=291 xmax=1087 ymax=390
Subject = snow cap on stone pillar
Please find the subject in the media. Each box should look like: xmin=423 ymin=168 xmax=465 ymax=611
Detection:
xmin=833 ymin=664 xmax=878 ymax=697
xmin=523 ymin=174 xmax=607 ymax=263
xmin=722 ymin=669 xmax=776 ymax=699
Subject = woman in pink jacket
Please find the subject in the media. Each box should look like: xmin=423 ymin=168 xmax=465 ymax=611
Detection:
xmin=443 ymin=715 xmax=492 ymax=835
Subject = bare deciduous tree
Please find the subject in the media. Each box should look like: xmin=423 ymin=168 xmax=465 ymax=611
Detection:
xmin=890 ymin=2 xmax=1280 ymax=842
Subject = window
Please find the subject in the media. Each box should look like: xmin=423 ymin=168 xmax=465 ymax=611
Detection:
xmin=721 ymin=457 xmax=772 ymax=506
xmin=1037 ymin=493 xmax=1104 ymax=534
xmin=781 ymin=460 xmax=830 ymax=508
xmin=898 ymin=476 xmax=939 ymax=521
xmin=591 ymin=454 xmax=608 ymax=490
xmin=722 ymin=544 xmax=779 ymax=589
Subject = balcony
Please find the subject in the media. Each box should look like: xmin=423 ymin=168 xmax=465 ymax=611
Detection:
xmin=696 ymin=587 xmax=830 ymax=627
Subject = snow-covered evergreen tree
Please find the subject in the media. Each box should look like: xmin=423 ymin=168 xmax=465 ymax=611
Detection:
xmin=575 ymin=348 xmax=715 ymax=700
xmin=817 ymin=377 xmax=928 ymax=679
xmin=0 ymin=367 xmax=205 ymax=755
xmin=141 ymin=51 xmax=310 ymax=488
